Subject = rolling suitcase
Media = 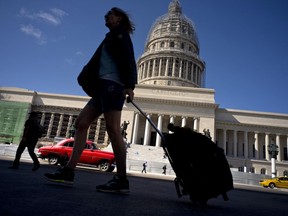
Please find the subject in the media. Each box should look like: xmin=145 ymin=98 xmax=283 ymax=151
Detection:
xmin=127 ymin=97 xmax=233 ymax=206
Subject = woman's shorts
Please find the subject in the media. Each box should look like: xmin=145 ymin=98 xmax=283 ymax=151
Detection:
xmin=87 ymin=79 xmax=125 ymax=113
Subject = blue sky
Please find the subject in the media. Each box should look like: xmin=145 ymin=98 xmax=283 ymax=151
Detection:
xmin=1 ymin=0 xmax=288 ymax=114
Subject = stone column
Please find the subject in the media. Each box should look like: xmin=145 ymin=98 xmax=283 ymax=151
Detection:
xmin=143 ymin=114 xmax=151 ymax=146
xmin=233 ymin=130 xmax=237 ymax=157
xmin=40 ymin=112 xmax=45 ymax=126
xmin=181 ymin=116 xmax=187 ymax=127
xmin=94 ymin=118 xmax=102 ymax=142
xmin=159 ymin=58 xmax=162 ymax=77
xmin=286 ymin=135 xmax=288 ymax=161
xmin=172 ymin=58 xmax=175 ymax=77
xmin=254 ymin=132 xmax=259 ymax=159
xmin=165 ymin=58 xmax=169 ymax=76
xmin=56 ymin=114 xmax=64 ymax=137
xmin=104 ymin=131 xmax=109 ymax=145
xmin=143 ymin=62 xmax=147 ymax=79
xmin=169 ymin=116 xmax=174 ymax=134
xmin=197 ymin=68 xmax=201 ymax=86
xmin=244 ymin=131 xmax=249 ymax=159
xmin=156 ymin=114 xmax=163 ymax=147
xmin=46 ymin=113 xmax=54 ymax=138
xmin=179 ymin=60 xmax=182 ymax=78
xmin=152 ymin=59 xmax=156 ymax=77
xmin=147 ymin=60 xmax=151 ymax=77
xmin=132 ymin=112 xmax=140 ymax=144
xmin=192 ymin=117 xmax=198 ymax=132
xmin=66 ymin=115 xmax=73 ymax=138
xmin=276 ymin=134 xmax=281 ymax=161
xmin=185 ymin=61 xmax=189 ymax=79
xmin=195 ymin=67 xmax=198 ymax=84
xmin=265 ymin=133 xmax=270 ymax=160
xmin=223 ymin=129 xmax=227 ymax=155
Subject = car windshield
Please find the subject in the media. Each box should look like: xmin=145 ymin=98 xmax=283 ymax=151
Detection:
xmin=91 ymin=143 xmax=98 ymax=150
xmin=63 ymin=141 xmax=74 ymax=147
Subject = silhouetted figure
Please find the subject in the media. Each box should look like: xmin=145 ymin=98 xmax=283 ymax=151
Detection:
xmin=203 ymin=128 xmax=211 ymax=139
xmin=44 ymin=7 xmax=137 ymax=193
xmin=9 ymin=112 xmax=43 ymax=171
xmin=142 ymin=161 xmax=147 ymax=173
xmin=162 ymin=165 xmax=167 ymax=175
xmin=121 ymin=121 xmax=130 ymax=139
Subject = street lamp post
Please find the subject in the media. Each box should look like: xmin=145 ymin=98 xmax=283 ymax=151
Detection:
xmin=268 ymin=140 xmax=279 ymax=178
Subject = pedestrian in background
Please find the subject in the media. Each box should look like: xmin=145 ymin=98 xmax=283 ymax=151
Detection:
xmin=9 ymin=112 xmax=43 ymax=171
xmin=142 ymin=161 xmax=147 ymax=173
xmin=162 ymin=164 xmax=167 ymax=175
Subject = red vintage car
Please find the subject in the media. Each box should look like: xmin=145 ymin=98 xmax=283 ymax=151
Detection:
xmin=37 ymin=138 xmax=115 ymax=172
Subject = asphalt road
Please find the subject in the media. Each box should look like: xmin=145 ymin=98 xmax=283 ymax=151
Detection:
xmin=1 ymin=157 xmax=288 ymax=216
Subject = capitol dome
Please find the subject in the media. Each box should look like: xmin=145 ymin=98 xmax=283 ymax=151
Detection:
xmin=137 ymin=0 xmax=206 ymax=87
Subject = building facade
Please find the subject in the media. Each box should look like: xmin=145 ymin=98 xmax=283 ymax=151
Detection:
xmin=1 ymin=0 xmax=288 ymax=176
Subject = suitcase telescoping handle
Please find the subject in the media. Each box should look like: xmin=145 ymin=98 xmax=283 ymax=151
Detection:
xmin=126 ymin=96 xmax=164 ymax=140
xmin=126 ymin=96 xmax=183 ymax=197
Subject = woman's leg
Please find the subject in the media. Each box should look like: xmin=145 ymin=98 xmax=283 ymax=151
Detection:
xmin=66 ymin=104 xmax=101 ymax=169
xmin=104 ymin=110 xmax=126 ymax=178
xmin=11 ymin=140 xmax=26 ymax=168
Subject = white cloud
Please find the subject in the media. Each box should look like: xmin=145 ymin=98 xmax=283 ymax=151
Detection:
xmin=20 ymin=24 xmax=46 ymax=44
xmin=18 ymin=7 xmax=68 ymax=44
xmin=50 ymin=8 xmax=68 ymax=18
xmin=75 ymin=51 xmax=85 ymax=57
xmin=36 ymin=11 xmax=61 ymax=25
xmin=19 ymin=7 xmax=68 ymax=26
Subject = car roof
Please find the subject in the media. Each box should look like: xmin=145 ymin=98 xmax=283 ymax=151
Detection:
xmin=56 ymin=138 xmax=93 ymax=145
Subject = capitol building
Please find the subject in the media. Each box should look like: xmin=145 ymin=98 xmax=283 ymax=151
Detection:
xmin=1 ymin=0 xmax=288 ymax=176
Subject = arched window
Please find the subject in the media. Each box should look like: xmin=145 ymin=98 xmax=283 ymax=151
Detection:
xmin=284 ymin=170 xmax=288 ymax=176
xmin=249 ymin=167 xmax=255 ymax=173
xmin=148 ymin=60 xmax=153 ymax=77
xmin=260 ymin=168 xmax=266 ymax=175
xmin=238 ymin=166 xmax=244 ymax=172
xmin=169 ymin=41 xmax=175 ymax=48
xmin=154 ymin=59 xmax=160 ymax=76
xmin=174 ymin=58 xmax=180 ymax=77
xmin=160 ymin=58 xmax=166 ymax=76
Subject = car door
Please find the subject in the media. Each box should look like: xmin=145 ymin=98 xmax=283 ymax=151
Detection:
xmin=63 ymin=141 xmax=74 ymax=157
xmin=276 ymin=177 xmax=286 ymax=188
xmin=281 ymin=177 xmax=288 ymax=188
xmin=79 ymin=143 xmax=95 ymax=164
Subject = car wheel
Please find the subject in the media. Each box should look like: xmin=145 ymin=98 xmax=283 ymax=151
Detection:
xmin=269 ymin=183 xmax=276 ymax=189
xmin=98 ymin=161 xmax=110 ymax=172
xmin=48 ymin=155 xmax=59 ymax=165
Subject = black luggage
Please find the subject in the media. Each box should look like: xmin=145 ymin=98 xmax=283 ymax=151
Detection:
xmin=127 ymin=97 xmax=233 ymax=206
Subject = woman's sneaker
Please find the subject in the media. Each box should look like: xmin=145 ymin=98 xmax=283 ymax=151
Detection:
xmin=44 ymin=167 xmax=74 ymax=185
xmin=96 ymin=175 xmax=129 ymax=193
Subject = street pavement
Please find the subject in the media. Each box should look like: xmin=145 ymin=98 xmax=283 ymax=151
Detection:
xmin=1 ymin=145 xmax=288 ymax=216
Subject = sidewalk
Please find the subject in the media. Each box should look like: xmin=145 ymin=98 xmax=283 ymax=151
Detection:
xmin=0 ymin=143 xmax=30 ymax=159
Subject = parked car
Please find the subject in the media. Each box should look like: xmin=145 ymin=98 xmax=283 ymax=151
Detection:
xmin=37 ymin=138 xmax=115 ymax=172
xmin=259 ymin=176 xmax=288 ymax=189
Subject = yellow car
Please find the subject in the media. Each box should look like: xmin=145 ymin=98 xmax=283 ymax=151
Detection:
xmin=259 ymin=176 xmax=288 ymax=189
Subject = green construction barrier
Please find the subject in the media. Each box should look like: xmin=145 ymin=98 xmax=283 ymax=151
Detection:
xmin=0 ymin=101 xmax=30 ymax=144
